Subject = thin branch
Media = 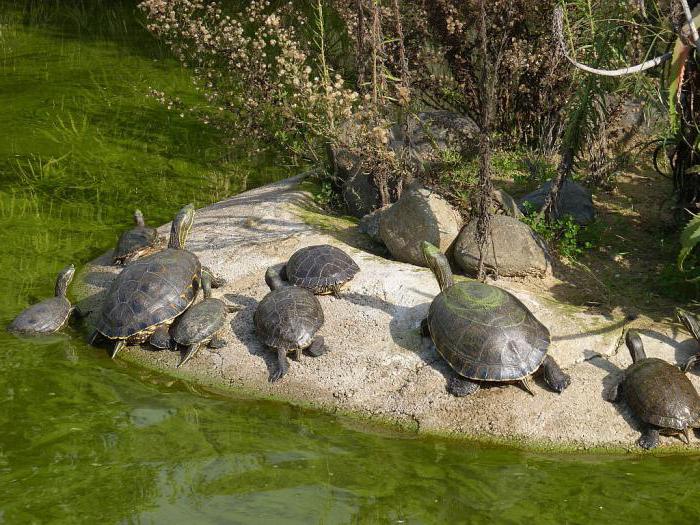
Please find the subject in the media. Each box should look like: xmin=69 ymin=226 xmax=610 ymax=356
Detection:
xmin=679 ymin=0 xmax=700 ymax=48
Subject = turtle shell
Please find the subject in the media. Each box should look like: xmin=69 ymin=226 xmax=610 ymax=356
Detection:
xmin=427 ymin=281 xmax=549 ymax=381
xmin=8 ymin=297 xmax=72 ymax=334
xmin=113 ymin=226 xmax=158 ymax=263
xmin=624 ymin=358 xmax=700 ymax=430
xmin=254 ymin=286 xmax=324 ymax=350
xmin=96 ymin=248 xmax=200 ymax=339
xmin=286 ymin=244 xmax=359 ymax=293
xmin=172 ymin=298 xmax=226 ymax=346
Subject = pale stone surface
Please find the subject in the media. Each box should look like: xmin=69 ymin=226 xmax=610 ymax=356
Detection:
xmin=75 ymin=175 xmax=700 ymax=450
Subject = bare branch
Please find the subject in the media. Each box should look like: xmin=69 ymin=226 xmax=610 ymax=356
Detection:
xmin=679 ymin=0 xmax=700 ymax=49
xmin=553 ymin=6 xmax=671 ymax=77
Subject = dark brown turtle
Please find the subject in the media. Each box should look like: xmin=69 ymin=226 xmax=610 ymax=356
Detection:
xmin=420 ymin=242 xmax=570 ymax=396
xmin=607 ymin=329 xmax=700 ymax=449
xmin=173 ymin=271 xmax=236 ymax=368
xmin=677 ymin=308 xmax=700 ymax=372
xmin=266 ymin=244 xmax=359 ymax=295
xmin=254 ymin=267 xmax=327 ymax=382
xmin=8 ymin=265 xmax=76 ymax=335
xmin=112 ymin=209 xmax=159 ymax=265
xmin=90 ymin=204 xmax=204 ymax=358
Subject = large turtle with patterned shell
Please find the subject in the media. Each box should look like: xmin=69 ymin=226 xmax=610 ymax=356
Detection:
xmin=420 ymin=241 xmax=570 ymax=396
xmin=266 ymin=244 xmax=359 ymax=295
xmin=89 ymin=204 xmax=215 ymax=358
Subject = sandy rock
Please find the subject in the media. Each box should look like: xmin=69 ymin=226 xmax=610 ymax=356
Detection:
xmin=379 ymin=185 xmax=462 ymax=267
xmin=519 ymin=179 xmax=595 ymax=225
xmin=74 ymin=174 xmax=700 ymax=450
xmin=454 ymin=215 xmax=551 ymax=277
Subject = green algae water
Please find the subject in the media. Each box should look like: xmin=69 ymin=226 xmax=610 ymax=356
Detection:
xmin=2 ymin=1 xmax=700 ymax=523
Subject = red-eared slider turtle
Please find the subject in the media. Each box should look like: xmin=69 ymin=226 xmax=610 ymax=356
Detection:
xmin=607 ymin=330 xmax=700 ymax=449
xmin=254 ymin=268 xmax=327 ymax=382
xmin=90 ymin=204 xmax=203 ymax=358
xmin=173 ymin=271 xmax=236 ymax=368
xmin=677 ymin=308 xmax=700 ymax=372
xmin=265 ymin=244 xmax=359 ymax=295
xmin=420 ymin=242 xmax=570 ymax=396
xmin=8 ymin=264 xmax=76 ymax=335
xmin=112 ymin=209 xmax=159 ymax=265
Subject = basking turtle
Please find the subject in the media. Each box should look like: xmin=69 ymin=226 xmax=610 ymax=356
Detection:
xmin=173 ymin=271 xmax=236 ymax=368
xmin=8 ymin=264 xmax=76 ymax=335
xmin=266 ymin=244 xmax=359 ymax=295
xmin=677 ymin=308 xmax=700 ymax=371
xmin=112 ymin=209 xmax=159 ymax=265
xmin=90 ymin=204 xmax=204 ymax=358
xmin=254 ymin=267 xmax=327 ymax=382
xmin=420 ymin=242 xmax=570 ymax=396
xmin=607 ymin=329 xmax=700 ymax=449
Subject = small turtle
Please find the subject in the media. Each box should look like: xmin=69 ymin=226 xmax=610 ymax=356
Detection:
xmin=112 ymin=209 xmax=160 ymax=265
xmin=420 ymin=241 xmax=570 ymax=396
xmin=266 ymin=244 xmax=359 ymax=295
xmin=607 ymin=330 xmax=700 ymax=449
xmin=90 ymin=204 xmax=222 ymax=358
xmin=174 ymin=271 xmax=235 ymax=368
xmin=8 ymin=264 xmax=76 ymax=335
xmin=676 ymin=308 xmax=700 ymax=371
xmin=254 ymin=267 xmax=327 ymax=382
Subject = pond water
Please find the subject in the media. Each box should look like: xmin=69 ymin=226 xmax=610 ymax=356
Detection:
xmin=2 ymin=1 xmax=700 ymax=523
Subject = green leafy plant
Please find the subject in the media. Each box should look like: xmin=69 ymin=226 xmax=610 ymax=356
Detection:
xmin=678 ymin=213 xmax=700 ymax=281
xmin=521 ymin=201 xmax=595 ymax=259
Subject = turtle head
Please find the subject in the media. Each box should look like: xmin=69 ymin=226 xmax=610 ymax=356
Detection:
xmin=200 ymin=269 xmax=213 ymax=299
xmin=55 ymin=264 xmax=75 ymax=297
xmin=676 ymin=308 xmax=700 ymax=341
xmin=625 ymin=329 xmax=646 ymax=363
xmin=264 ymin=263 xmax=288 ymax=291
xmin=169 ymin=204 xmax=195 ymax=249
xmin=421 ymin=241 xmax=453 ymax=292
xmin=133 ymin=209 xmax=145 ymax=227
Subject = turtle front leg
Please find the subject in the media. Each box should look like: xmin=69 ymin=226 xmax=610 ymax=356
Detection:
xmin=178 ymin=343 xmax=201 ymax=368
xmin=542 ymin=355 xmax=571 ymax=393
xmin=447 ymin=376 xmax=480 ymax=397
xmin=638 ymin=426 xmax=661 ymax=450
xmin=306 ymin=336 xmax=328 ymax=357
xmin=269 ymin=348 xmax=289 ymax=383
xmin=685 ymin=353 xmax=700 ymax=372
xmin=111 ymin=340 xmax=125 ymax=359
xmin=208 ymin=334 xmax=227 ymax=349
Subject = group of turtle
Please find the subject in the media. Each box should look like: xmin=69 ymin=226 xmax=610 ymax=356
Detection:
xmin=8 ymin=205 xmax=700 ymax=449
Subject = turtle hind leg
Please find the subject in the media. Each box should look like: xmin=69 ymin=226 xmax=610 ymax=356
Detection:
xmin=208 ymin=334 xmax=227 ymax=349
xmin=638 ymin=426 xmax=661 ymax=449
xmin=306 ymin=336 xmax=328 ymax=357
xmin=178 ymin=343 xmax=201 ymax=368
xmin=542 ymin=355 xmax=571 ymax=393
xmin=269 ymin=348 xmax=289 ymax=383
xmin=685 ymin=353 xmax=700 ymax=372
xmin=447 ymin=376 xmax=480 ymax=397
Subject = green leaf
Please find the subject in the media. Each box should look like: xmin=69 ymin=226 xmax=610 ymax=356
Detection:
xmin=678 ymin=212 xmax=700 ymax=271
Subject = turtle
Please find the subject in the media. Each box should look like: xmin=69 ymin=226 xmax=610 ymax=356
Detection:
xmin=420 ymin=241 xmax=571 ymax=396
xmin=90 ymin=204 xmax=211 ymax=358
xmin=607 ymin=329 xmax=700 ymax=449
xmin=265 ymin=244 xmax=359 ymax=295
xmin=254 ymin=266 xmax=328 ymax=382
xmin=676 ymin=308 xmax=700 ymax=372
xmin=112 ymin=209 xmax=160 ymax=265
xmin=8 ymin=264 xmax=76 ymax=335
xmin=173 ymin=270 xmax=236 ymax=368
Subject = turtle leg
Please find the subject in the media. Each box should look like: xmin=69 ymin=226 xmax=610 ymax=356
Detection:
xmin=447 ymin=376 xmax=480 ymax=397
xmin=604 ymin=378 xmax=623 ymax=403
xmin=202 ymin=266 xmax=226 ymax=288
xmin=269 ymin=348 xmax=289 ymax=383
xmin=420 ymin=318 xmax=430 ymax=338
xmin=638 ymin=426 xmax=661 ymax=450
xmin=306 ymin=336 xmax=328 ymax=357
xmin=208 ymin=334 xmax=227 ymax=349
xmin=178 ymin=343 xmax=201 ymax=368
xmin=87 ymin=330 xmax=100 ymax=345
xmin=111 ymin=340 xmax=125 ymax=359
xmin=519 ymin=377 xmax=536 ymax=396
xmin=541 ymin=355 xmax=571 ymax=393
xmin=685 ymin=353 xmax=700 ymax=372
xmin=680 ymin=427 xmax=691 ymax=445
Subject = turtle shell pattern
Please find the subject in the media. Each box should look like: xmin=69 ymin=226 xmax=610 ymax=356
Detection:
xmin=286 ymin=244 xmax=359 ymax=293
xmin=8 ymin=297 xmax=71 ymax=334
xmin=427 ymin=281 xmax=550 ymax=381
xmin=114 ymin=226 xmax=158 ymax=261
xmin=254 ymin=286 xmax=324 ymax=350
xmin=172 ymin=298 xmax=226 ymax=346
xmin=624 ymin=358 xmax=700 ymax=430
xmin=97 ymin=248 xmax=200 ymax=339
